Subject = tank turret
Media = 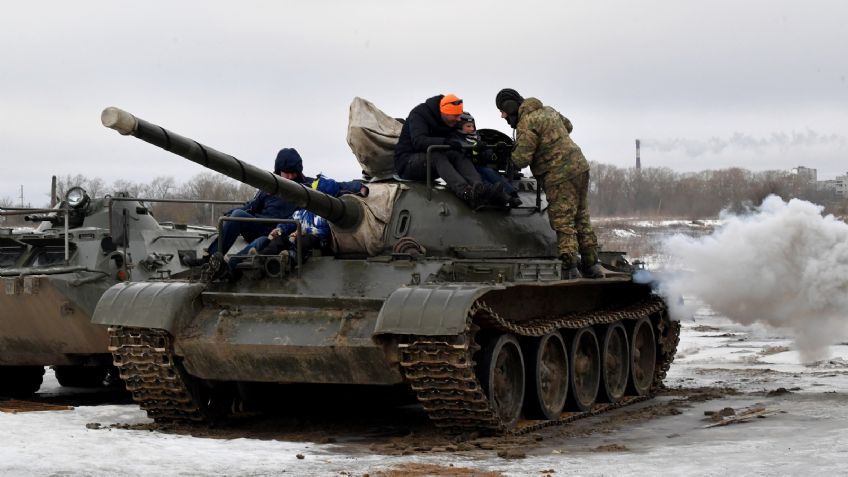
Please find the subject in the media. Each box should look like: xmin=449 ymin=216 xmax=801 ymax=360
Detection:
xmin=101 ymin=107 xmax=555 ymax=259
xmin=95 ymin=106 xmax=679 ymax=434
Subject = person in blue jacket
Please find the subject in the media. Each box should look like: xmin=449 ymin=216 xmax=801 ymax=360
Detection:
xmin=188 ymin=148 xmax=365 ymax=266
xmin=227 ymin=176 xmax=346 ymax=273
xmin=252 ymin=176 xmax=339 ymax=259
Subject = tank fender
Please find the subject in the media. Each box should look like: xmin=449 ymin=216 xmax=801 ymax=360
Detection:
xmin=92 ymin=281 xmax=205 ymax=333
xmin=374 ymin=284 xmax=503 ymax=336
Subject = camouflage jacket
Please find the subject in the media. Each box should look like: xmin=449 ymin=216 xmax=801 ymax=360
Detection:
xmin=511 ymin=98 xmax=589 ymax=185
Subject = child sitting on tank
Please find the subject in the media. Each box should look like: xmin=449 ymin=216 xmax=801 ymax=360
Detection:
xmin=453 ymin=112 xmax=521 ymax=208
xmin=228 ymin=176 xmax=340 ymax=275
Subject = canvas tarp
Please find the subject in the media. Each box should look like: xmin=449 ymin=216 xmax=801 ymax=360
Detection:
xmin=346 ymin=97 xmax=402 ymax=179
xmin=331 ymin=183 xmax=403 ymax=256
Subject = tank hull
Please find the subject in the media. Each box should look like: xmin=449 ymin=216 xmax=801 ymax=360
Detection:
xmin=1 ymin=195 xmax=218 ymax=395
xmin=96 ymin=257 xmax=626 ymax=385
xmin=103 ymin=270 xmax=677 ymax=433
xmin=0 ymin=274 xmax=111 ymax=365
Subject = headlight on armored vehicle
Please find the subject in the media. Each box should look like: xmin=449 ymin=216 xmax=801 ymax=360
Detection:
xmin=66 ymin=187 xmax=90 ymax=209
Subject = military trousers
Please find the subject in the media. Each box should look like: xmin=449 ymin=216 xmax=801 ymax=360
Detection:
xmin=543 ymin=171 xmax=598 ymax=266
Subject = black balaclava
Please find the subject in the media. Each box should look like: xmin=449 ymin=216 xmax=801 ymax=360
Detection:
xmin=495 ymin=88 xmax=524 ymax=129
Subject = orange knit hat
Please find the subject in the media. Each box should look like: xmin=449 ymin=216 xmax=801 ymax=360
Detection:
xmin=439 ymin=94 xmax=464 ymax=115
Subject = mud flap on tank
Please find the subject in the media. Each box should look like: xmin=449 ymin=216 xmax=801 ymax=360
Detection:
xmin=374 ymin=284 xmax=503 ymax=336
xmin=92 ymin=281 xmax=205 ymax=333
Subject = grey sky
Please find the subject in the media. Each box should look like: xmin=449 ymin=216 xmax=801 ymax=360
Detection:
xmin=2 ymin=0 xmax=847 ymax=206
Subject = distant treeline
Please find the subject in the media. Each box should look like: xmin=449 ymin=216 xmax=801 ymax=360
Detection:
xmin=1 ymin=173 xmax=255 ymax=227
xmin=3 ymin=166 xmax=846 ymax=227
xmin=587 ymin=163 xmax=846 ymax=218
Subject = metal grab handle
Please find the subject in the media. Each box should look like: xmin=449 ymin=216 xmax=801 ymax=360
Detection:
xmin=536 ymin=183 xmax=543 ymax=212
xmin=217 ymin=216 xmax=302 ymax=277
xmin=1 ymin=206 xmax=72 ymax=265
xmin=425 ymin=144 xmax=451 ymax=202
xmin=109 ymin=197 xmax=244 ymax=205
xmin=150 ymin=235 xmax=207 ymax=244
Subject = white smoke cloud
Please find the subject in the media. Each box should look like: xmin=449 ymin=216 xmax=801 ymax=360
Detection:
xmin=659 ymin=195 xmax=848 ymax=362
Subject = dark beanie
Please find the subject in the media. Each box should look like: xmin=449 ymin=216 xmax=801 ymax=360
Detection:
xmin=457 ymin=112 xmax=475 ymax=128
xmin=274 ymin=148 xmax=303 ymax=174
xmin=495 ymin=88 xmax=524 ymax=115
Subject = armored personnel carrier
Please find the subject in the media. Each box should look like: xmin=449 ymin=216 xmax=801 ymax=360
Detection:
xmin=96 ymin=107 xmax=679 ymax=433
xmin=0 ymin=188 xmax=220 ymax=396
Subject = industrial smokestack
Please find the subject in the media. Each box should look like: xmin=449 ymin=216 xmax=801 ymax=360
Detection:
xmin=50 ymin=176 xmax=57 ymax=207
xmin=635 ymin=139 xmax=641 ymax=169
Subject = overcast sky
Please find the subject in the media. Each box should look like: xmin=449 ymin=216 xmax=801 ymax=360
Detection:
xmin=2 ymin=1 xmax=847 ymax=206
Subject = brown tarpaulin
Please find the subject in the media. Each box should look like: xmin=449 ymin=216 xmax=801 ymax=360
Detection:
xmin=331 ymin=183 xmax=402 ymax=256
xmin=346 ymin=97 xmax=402 ymax=179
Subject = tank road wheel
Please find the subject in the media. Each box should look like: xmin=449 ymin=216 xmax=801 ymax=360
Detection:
xmin=523 ymin=331 xmax=569 ymax=420
xmin=628 ymin=316 xmax=657 ymax=396
xmin=478 ymin=334 xmax=525 ymax=429
xmin=566 ymin=327 xmax=600 ymax=412
xmin=0 ymin=366 xmax=45 ymax=397
xmin=598 ymin=323 xmax=630 ymax=403
xmin=53 ymin=366 xmax=109 ymax=388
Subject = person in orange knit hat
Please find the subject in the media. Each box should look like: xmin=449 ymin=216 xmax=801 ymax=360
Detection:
xmin=394 ymin=93 xmax=505 ymax=207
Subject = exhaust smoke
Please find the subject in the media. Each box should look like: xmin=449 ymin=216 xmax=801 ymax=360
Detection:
xmin=659 ymin=195 xmax=848 ymax=362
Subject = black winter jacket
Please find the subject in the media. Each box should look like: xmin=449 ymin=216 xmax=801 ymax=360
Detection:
xmin=394 ymin=95 xmax=455 ymax=170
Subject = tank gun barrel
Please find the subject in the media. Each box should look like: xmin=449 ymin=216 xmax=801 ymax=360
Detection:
xmin=100 ymin=107 xmax=361 ymax=229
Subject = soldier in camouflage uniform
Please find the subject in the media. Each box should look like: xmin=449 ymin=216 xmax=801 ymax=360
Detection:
xmin=495 ymin=88 xmax=603 ymax=279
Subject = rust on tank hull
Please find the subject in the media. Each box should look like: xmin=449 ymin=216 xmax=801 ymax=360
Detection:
xmin=176 ymin=302 xmax=402 ymax=384
xmin=0 ymin=275 xmax=109 ymax=365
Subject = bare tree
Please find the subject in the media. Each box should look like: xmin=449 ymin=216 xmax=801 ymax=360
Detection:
xmin=588 ymin=164 xmax=843 ymax=218
xmin=55 ymin=174 xmax=105 ymax=201
xmin=110 ymin=179 xmax=144 ymax=198
xmin=143 ymin=176 xmax=177 ymax=199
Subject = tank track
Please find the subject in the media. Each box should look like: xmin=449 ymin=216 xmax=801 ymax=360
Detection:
xmin=398 ymin=296 xmax=679 ymax=434
xmin=108 ymin=327 xmax=206 ymax=424
xmin=109 ymin=298 xmax=679 ymax=433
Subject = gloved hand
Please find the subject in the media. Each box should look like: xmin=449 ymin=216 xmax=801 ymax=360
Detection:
xmin=445 ymin=138 xmax=464 ymax=151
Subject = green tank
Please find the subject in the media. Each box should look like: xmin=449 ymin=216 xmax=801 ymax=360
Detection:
xmin=94 ymin=107 xmax=679 ymax=433
xmin=0 ymin=188 xmax=219 ymax=396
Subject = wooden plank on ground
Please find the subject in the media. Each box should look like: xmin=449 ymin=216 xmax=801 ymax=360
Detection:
xmin=0 ymin=400 xmax=74 ymax=413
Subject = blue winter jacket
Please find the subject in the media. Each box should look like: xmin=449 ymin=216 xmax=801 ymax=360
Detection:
xmin=275 ymin=210 xmax=331 ymax=248
xmin=234 ymin=176 xmax=363 ymax=220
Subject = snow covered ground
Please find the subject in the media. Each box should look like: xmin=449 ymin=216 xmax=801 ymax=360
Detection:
xmin=2 ymin=303 xmax=846 ymax=477
xmin=2 ymin=214 xmax=846 ymax=476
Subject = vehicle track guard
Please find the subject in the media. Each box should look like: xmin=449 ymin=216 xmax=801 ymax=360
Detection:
xmin=374 ymin=284 xmax=501 ymax=336
xmin=92 ymin=281 xmax=205 ymax=333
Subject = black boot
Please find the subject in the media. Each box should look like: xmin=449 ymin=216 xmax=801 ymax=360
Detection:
xmin=580 ymin=250 xmax=605 ymax=279
xmin=207 ymin=252 xmax=232 ymax=281
xmin=564 ymin=266 xmax=582 ymax=280
xmin=561 ymin=254 xmax=582 ymax=280
xmin=507 ymin=193 xmax=522 ymax=208
xmin=490 ymin=182 xmax=509 ymax=206
xmin=582 ymin=262 xmax=605 ymax=279
xmin=459 ymin=185 xmax=481 ymax=209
